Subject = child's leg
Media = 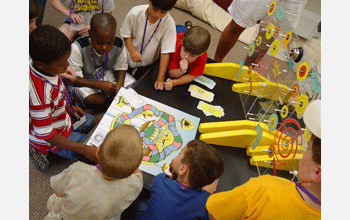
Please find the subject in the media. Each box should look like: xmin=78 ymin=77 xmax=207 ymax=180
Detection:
xmin=59 ymin=23 xmax=78 ymax=42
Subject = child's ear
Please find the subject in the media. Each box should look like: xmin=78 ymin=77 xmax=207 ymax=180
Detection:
xmin=178 ymin=164 xmax=188 ymax=176
xmin=96 ymin=146 xmax=101 ymax=159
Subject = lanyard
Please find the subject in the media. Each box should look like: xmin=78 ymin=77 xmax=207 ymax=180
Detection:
xmin=89 ymin=45 xmax=109 ymax=81
xmin=30 ymin=67 xmax=75 ymax=113
xmin=177 ymin=181 xmax=190 ymax=189
xmin=140 ymin=8 xmax=162 ymax=55
xmin=69 ymin=0 xmax=81 ymax=23
xmin=293 ymin=181 xmax=321 ymax=205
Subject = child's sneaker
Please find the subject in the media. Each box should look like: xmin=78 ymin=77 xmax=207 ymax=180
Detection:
xmin=29 ymin=146 xmax=50 ymax=171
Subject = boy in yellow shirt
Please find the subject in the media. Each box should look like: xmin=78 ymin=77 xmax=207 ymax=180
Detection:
xmin=206 ymin=100 xmax=321 ymax=219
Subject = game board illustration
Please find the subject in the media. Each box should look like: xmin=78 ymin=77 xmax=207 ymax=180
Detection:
xmin=87 ymin=88 xmax=200 ymax=176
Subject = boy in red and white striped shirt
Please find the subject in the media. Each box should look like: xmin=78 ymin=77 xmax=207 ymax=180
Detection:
xmin=29 ymin=25 xmax=98 ymax=170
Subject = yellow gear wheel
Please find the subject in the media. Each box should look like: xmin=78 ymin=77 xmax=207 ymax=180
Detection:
xmin=270 ymin=39 xmax=280 ymax=56
xmin=256 ymin=36 xmax=262 ymax=46
xmin=266 ymin=23 xmax=275 ymax=40
xmin=281 ymin=31 xmax=292 ymax=49
xmin=295 ymin=94 xmax=309 ymax=115
xmin=297 ymin=61 xmax=310 ymax=82
xmin=268 ymin=0 xmax=277 ymax=16
xmin=280 ymin=105 xmax=289 ymax=118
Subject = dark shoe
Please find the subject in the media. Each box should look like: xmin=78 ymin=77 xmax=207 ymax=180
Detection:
xmin=29 ymin=146 xmax=50 ymax=171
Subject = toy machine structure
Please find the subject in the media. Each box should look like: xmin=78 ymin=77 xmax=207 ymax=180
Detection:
xmin=199 ymin=0 xmax=321 ymax=176
xmin=87 ymin=88 xmax=200 ymax=176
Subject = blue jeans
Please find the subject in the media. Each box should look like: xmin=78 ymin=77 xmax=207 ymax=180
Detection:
xmin=53 ymin=113 xmax=95 ymax=161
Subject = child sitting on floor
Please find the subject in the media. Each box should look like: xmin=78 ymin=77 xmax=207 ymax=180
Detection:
xmin=45 ymin=124 xmax=144 ymax=220
xmin=30 ymin=0 xmax=41 ymax=34
xmin=67 ymin=13 xmax=133 ymax=110
xmin=120 ymin=0 xmax=178 ymax=90
xmin=165 ymin=26 xmax=211 ymax=91
xmin=138 ymin=140 xmax=224 ymax=220
xmin=29 ymin=25 xmax=97 ymax=170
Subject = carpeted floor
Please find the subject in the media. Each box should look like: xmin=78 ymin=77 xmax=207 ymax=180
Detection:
xmin=29 ymin=1 xmax=248 ymax=219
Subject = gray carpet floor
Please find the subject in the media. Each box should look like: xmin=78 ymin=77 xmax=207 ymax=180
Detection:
xmin=29 ymin=1 xmax=247 ymax=219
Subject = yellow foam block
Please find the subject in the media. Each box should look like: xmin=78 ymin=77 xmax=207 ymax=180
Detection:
xmin=199 ymin=129 xmax=274 ymax=148
xmin=199 ymin=120 xmax=288 ymax=140
xmin=232 ymin=81 xmax=291 ymax=103
xmin=203 ymin=63 xmax=268 ymax=83
xmin=250 ymin=153 xmax=303 ymax=171
xmin=246 ymin=145 xmax=305 ymax=156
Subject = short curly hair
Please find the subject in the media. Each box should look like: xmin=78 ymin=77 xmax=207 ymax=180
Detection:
xmin=29 ymin=25 xmax=71 ymax=64
xmin=151 ymin=0 xmax=178 ymax=11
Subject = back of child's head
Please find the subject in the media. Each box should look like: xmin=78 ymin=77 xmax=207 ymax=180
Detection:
xmin=150 ymin=0 xmax=178 ymax=11
xmin=182 ymin=26 xmax=211 ymax=56
xmin=29 ymin=25 xmax=71 ymax=64
xmin=98 ymin=124 xmax=143 ymax=179
xmin=30 ymin=0 xmax=41 ymax=20
xmin=181 ymin=140 xmax=224 ymax=189
xmin=90 ymin=13 xmax=117 ymax=34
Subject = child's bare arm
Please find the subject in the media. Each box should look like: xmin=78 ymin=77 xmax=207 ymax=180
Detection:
xmin=50 ymin=0 xmax=84 ymax=24
xmin=164 ymin=74 xmax=196 ymax=91
xmin=154 ymin=53 xmax=170 ymax=90
xmin=114 ymin=70 xmax=126 ymax=94
xmin=123 ymin=37 xmax=142 ymax=62
xmin=50 ymin=0 xmax=71 ymax=17
xmin=202 ymin=180 xmax=218 ymax=194
xmin=46 ymin=134 xmax=98 ymax=163
xmin=73 ymin=77 xmax=117 ymax=95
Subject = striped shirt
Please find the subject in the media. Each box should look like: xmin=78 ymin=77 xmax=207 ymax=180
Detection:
xmin=29 ymin=62 xmax=72 ymax=154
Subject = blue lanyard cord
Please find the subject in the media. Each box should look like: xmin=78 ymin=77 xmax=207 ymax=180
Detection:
xmin=30 ymin=67 xmax=75 ymax=113
xmin=140 ymin=8 xmax=162 ymax=55
xmin=293 ymin=181 xmax=321 ymax=205
xmin=89 ymin=45 xmax=109 ymax=81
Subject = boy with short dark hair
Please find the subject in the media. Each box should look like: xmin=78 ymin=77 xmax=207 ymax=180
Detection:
xmin=29 ymin=25 xmax=97 ymax=170
xmin=138 ymin=140 xmax=225 ymax=220
xmin=67 ymin=13 xmax=131 ymax=110
xmin=165 ymin=26 xmax=211 ymax=91
xmin=206 ymin=100 xmax=321 ymax=219
xmin=45 ymin=124 xmax=144 ymax=220
xmin=120 ymin=0 xmax=178 ymax=90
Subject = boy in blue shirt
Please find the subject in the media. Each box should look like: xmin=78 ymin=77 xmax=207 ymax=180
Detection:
xmin=139 ymin=140 xmax=224 ymax=220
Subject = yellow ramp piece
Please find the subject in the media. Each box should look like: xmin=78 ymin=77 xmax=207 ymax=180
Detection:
xmin=199 ymin=129 xmax=274 ymax=148
xmin=232 ymin=81 xmax=291 ymax=103
xmin=199 ymin=120 xmax=288 ymax=139
xmin=250 ymin=153 xmax=303 ymax=171
xmin=246 ymin=145 xmax=305 ymax=156
xmin=203 ymin=63 xmax=267 ymax=83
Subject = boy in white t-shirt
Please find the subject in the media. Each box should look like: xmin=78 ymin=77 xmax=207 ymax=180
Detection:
xmin=44 ymin=124 xmax=144 ymax=220
xmin=120 ymin=0 xmax=178 ymax=90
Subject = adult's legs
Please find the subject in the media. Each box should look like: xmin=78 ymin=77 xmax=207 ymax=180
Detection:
xmin=214 ymin=19 xmax=246 ymax=63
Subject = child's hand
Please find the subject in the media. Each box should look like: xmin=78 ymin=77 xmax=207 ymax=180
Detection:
xmin=100 ymin=81 xmax=117 ymax=95
xmin=154 ymin=79 xmax=165 ymax=90
xmin=59 ymin=67 xmax=77 ymax=83
xmin=70 ymin=13 xmax=84 ymax=25
xmin=179 ymin=59 xmax=188 ymax=75
xmin=130 ymin=50 xmax=143 ymax=62
xmin=164 ymin=78 xmax=173 ymax=91
xmin=72 ymin=106 xmax=85 ymax=118
xmin=202 ymin=180 xmax=218 ymax=194
xmin=79 ymin=24 xmax=90 ymax=36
